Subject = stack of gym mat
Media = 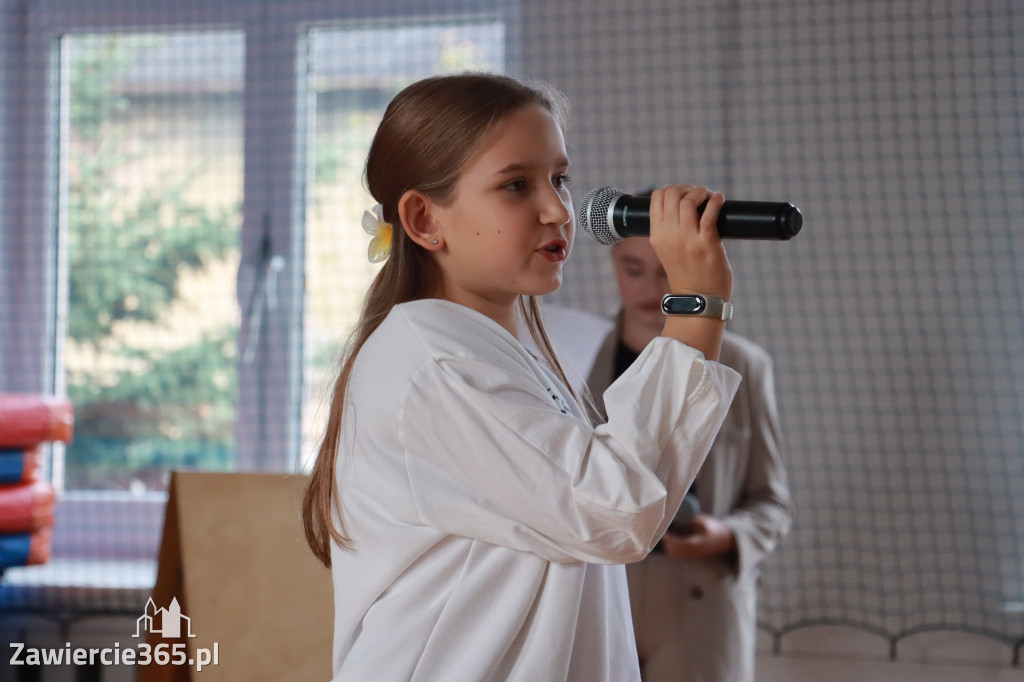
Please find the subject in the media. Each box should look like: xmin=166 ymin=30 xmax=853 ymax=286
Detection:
xmin=0 ymin=393 xmax=73 ymax=571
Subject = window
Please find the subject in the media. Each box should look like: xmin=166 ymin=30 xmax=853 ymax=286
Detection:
xmin=1 ymin=1 xmax=511 ymax=564
xmin=59 ymin=32 xmax=245 ymax=494
xmin=301 ymin=20 xmax=505 ymax=466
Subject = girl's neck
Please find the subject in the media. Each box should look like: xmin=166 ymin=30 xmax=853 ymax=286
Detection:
xmin=483 ymin=305 xmax=518 ymax=337
xmin=437 ymin=291 xmax=519 ymax=337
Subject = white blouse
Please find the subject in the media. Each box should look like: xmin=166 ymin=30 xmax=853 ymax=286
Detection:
xmin=329 ymin=299 xmax=739 ymax=681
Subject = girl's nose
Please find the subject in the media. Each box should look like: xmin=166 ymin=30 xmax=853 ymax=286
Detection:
xmin=540 ymin=186 xmax=572 ymax=227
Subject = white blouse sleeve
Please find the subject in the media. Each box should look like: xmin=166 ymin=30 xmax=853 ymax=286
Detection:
xmin=398 ymin=334 xmax=740 ymax=565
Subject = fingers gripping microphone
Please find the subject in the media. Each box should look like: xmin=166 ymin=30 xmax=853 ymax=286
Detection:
xmin=577 ymin=187 xmax=803 ymax=245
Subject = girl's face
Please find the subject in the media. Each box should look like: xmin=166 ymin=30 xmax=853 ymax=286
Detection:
xmin=612 ymin=237 xmax=670 ymax=333
xmin=430 ymin=104 xmax=573 ymax=328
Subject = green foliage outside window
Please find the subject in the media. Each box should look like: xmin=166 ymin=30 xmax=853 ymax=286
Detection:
xmin=64 ymin=36 xmax=239 ymax=491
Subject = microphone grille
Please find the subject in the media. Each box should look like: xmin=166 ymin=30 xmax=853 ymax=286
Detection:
xmin=577 ymin=187 xmax=624 ymax=245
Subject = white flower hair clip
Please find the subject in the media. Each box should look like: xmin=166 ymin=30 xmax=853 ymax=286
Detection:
xmin=362 ymin=203 xmax=393 ymax=263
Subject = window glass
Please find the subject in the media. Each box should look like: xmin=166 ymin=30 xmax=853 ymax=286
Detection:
xmin=301 ymin=21 xmax=504 ymax=465
xmin=60 ymin=32 xmax=245 ymax=493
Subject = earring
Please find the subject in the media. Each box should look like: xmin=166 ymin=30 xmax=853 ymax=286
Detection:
xmin=432 ymin=239 xmax=439 ymax=244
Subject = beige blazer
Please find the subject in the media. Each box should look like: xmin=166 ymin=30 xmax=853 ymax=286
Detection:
xmin=588 ymin=327 xmax=793 ymax=682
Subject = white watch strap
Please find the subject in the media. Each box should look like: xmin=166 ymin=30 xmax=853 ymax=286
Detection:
xmin=717 ymin=299 xmax=735 ymax=321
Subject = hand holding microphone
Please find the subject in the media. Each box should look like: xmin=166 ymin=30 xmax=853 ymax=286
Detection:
xmin=577 ymin=186 xmax=803 ymax=245
xmin=612 ymin=185 xmax=737 ymax=361
xmin=647 ymin=185 xmax=734 ymax=301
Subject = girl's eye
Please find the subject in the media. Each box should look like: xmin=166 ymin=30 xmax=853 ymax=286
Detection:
xmin=553 ymin=173 xmax=571 ymax=189
xmin=503 ymin=179 xmax=526 ymax=192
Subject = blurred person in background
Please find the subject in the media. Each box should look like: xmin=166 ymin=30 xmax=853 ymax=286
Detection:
xmin=563 ymin=233 xmax=793 ymax=682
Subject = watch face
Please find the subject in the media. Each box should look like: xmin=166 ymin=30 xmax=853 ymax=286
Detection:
xmin=661 ymin=295 xmax=706 ymax=315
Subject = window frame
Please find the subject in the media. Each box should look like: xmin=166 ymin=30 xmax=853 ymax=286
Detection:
xmin=0 ymin=0 xmax=517 ymax=561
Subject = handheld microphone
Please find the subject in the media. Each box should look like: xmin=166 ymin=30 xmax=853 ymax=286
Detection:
xmin=577 ymin=187 xmax=803 ymax=245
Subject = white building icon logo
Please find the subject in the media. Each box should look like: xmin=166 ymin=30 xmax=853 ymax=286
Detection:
xmin=134 ymin=597 xmax=196 ymax=639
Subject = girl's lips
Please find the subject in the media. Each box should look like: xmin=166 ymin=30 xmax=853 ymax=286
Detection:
xmin=537 ymin=239 xmax=568 ymax=262
xmin=537 ymin=246 xmax=567 ymax=262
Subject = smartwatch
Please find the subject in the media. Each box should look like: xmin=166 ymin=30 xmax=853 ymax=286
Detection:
xmin=661 ymin=294 xmax=734 ymax=321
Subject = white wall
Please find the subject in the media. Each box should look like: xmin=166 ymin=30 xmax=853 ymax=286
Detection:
xmin=0 ymin=0 xmax=14 ymax=387
xmin=0 ymin=0 xmax=1021 ymax=677
xmin=518 ymin=0 xmax=1024 ymax=676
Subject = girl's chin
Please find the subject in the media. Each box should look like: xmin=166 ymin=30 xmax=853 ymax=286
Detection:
xmin=524 ymin=275 xmax=563 ymax=297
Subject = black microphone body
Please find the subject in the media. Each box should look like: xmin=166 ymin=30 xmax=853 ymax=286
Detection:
xmin=578 ymin=187 xmax=803 ymax=244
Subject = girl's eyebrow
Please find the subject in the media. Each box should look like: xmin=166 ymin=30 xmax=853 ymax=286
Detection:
xmin=493 ymin=156 xmax=571 ymax=176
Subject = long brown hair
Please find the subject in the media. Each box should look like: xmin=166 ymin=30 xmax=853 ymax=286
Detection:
xmin=303 ymin=73 xmax=582 ymax=567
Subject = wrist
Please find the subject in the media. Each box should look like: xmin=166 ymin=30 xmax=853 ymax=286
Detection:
xmin=661 ymin=293 xmax=733 ymax=321
xmin=661 ymin=316 xmax=725 ymax=362
xmin=667 ymin=277 xmax=732 ymax=303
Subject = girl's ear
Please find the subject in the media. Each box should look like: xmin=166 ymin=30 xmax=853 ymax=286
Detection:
xmin=398 ymin=190 xmax=444 ymax=251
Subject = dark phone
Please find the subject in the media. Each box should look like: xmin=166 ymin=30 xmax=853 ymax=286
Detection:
xmin=651 ymin=492 xmax=700 ymax=553
xmin=668 ymin=492 xmax=700 ymax=535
